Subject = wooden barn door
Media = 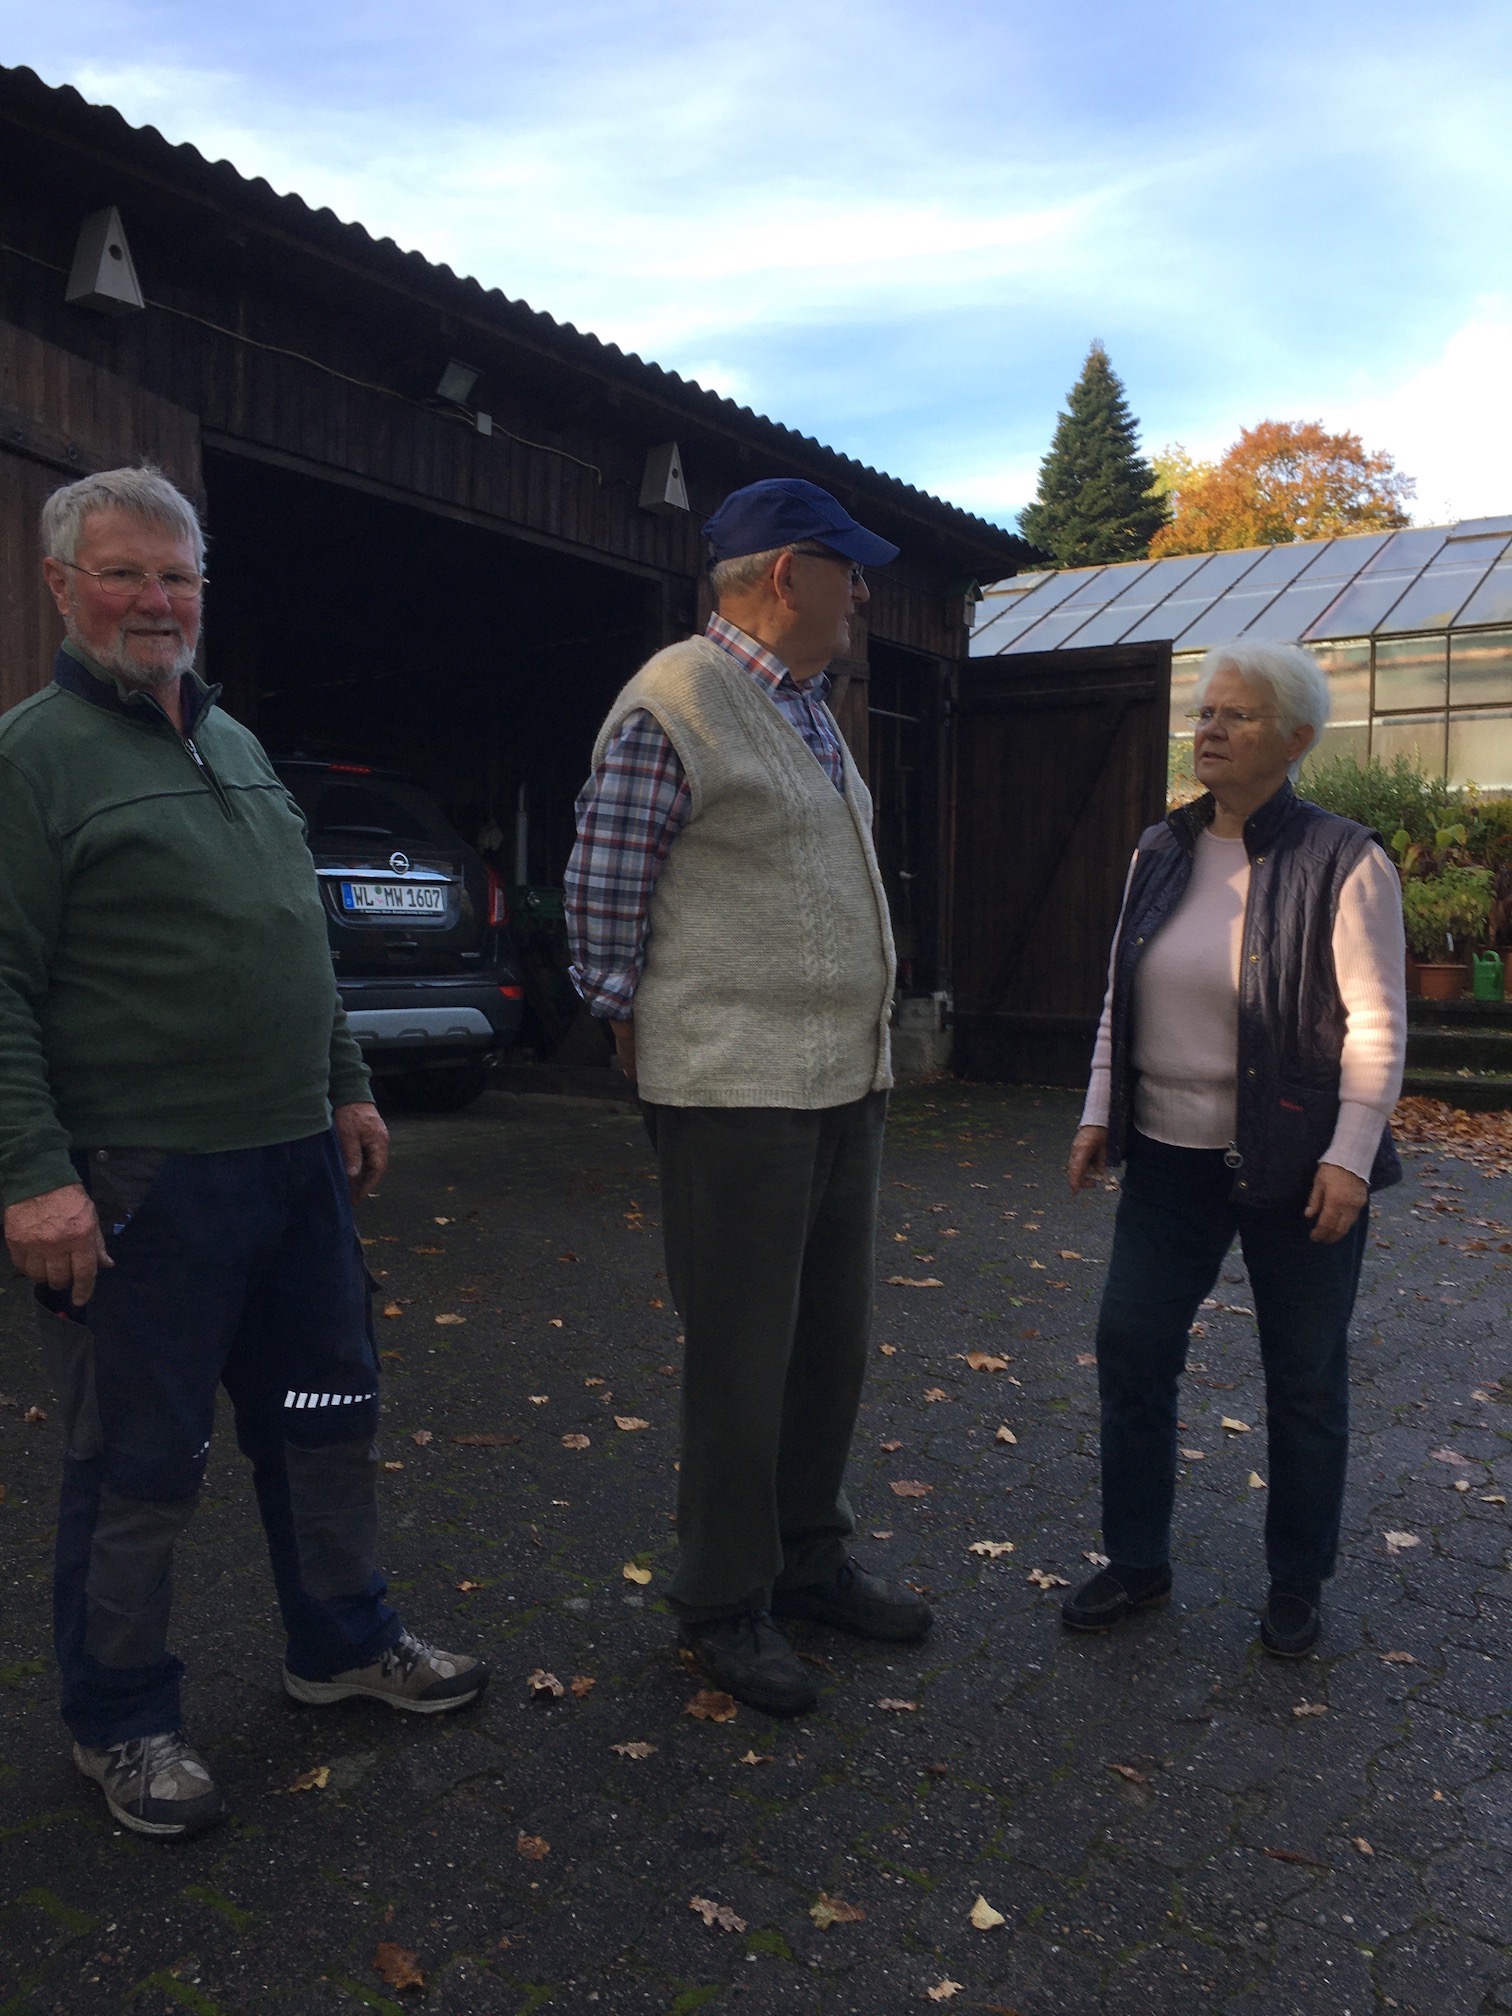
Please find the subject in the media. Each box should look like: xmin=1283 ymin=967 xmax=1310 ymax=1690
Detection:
xmin=0 ymin=320 xmax=201 ymax=713
xmin=950 ymin=642 xmax=1171 ymax=1085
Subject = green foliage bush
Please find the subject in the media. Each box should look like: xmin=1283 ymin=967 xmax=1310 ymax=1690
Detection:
xmin=1400 ymin=865 xmax=1494 ymax=959
xmin=1299 ymin=753 xmax=1456 ymax=841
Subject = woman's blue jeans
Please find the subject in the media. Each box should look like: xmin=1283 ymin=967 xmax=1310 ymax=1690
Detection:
xmin=1095 ymin=1131 xmax=1368 ymax=1590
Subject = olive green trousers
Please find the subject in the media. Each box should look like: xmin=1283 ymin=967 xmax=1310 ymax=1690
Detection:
xmin=641 ymin=1092 xmax=888 ymax=1621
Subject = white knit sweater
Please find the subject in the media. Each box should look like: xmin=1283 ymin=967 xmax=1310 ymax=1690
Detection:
xmin=1081 ymin=831 xmax=1406 ymax=1180
xmin=594 ymin=637 xmax=895 ymax=1108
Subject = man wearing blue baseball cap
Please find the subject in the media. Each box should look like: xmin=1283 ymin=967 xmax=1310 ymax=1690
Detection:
xmin=565 ymin=477 xmax=931 ymax=1713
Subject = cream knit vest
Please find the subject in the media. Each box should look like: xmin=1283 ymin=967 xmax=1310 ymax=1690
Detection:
xmin=595 ymin=636 xmax=896 ymax=1108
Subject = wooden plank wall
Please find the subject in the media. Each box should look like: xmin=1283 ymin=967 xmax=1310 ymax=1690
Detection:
xmin=0 ymin=319 xmax=202 ymax=708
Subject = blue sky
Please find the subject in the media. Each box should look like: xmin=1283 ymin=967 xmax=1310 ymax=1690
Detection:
xmin=4 ymin=1 xmax=1510 ymax=528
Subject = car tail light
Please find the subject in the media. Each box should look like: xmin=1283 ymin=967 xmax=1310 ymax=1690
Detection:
xmin=498 ymin=984 xmax=524 ymax=999
xmin=486 ymin=868 xmax=509 ymax=927
xmin=326 ymin=761 xmax=374 ymax=774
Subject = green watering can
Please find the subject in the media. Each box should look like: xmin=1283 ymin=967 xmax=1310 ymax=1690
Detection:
xmin=1472 ymin=951 xmax=1505 ymax=1002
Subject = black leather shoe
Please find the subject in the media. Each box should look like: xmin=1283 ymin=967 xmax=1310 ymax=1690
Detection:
xmin=1060 ymin=1562 xmax=1172 ymax=1632
xmin=679 ymin=1611 xmax=819 ymax=1716
xmin=771 ymin=1557 xmax=933 ymax=1642
xmin=1260 ymin=1583 xmax=1322 ymax=1657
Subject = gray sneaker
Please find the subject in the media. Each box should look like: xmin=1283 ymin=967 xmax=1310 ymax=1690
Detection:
xmin=282 ymin=1628 xmax=488 ymax=1714
xmin=73 ymin=1731 xmax=225 ymax=1838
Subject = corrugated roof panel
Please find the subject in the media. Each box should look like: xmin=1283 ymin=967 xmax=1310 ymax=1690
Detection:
xmin=1056 ymin=552 xmax=1218 ymax=649
xmin=1174 ymin=539 xmax=1325 ymax=649
xmin=1310 ymin=525 xmax=1449 ymax=638
xmin=1119 ymin=549 xmax=1261 ymax=644
xmin=1454 ymin=556 xmax=1512 ymax=630
xmin=999 ymin=563 xmax=1147 ymax=653
xmin=1374 ymin=532 xmax=1511 ymax=634
xmin=970 ymin=570 xmax=1092 ymax=653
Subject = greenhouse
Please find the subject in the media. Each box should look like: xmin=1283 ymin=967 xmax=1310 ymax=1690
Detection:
xmin=974 ymin=516 xmax=1512 ymax=790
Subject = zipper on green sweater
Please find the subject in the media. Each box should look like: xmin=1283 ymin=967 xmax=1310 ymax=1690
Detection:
xmin=181 ymin=734 xmax=234 ymax=819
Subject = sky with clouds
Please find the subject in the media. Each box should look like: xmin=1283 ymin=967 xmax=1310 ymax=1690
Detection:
xmin=3 ymin=0 xmax=1509 ymax=530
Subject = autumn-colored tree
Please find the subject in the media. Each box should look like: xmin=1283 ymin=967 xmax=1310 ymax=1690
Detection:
xmin=1019 ymin=343 xmax=1168 ymax=566
xmin=1149 ymin=420 xmax=1413 ymax=556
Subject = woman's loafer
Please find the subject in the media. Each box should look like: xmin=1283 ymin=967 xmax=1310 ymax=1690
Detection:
xmin=1260 ymin=1584 xmax=1322 ymax=1657
xmin=1061 ymin=1563 xmax=1172 ymax=1632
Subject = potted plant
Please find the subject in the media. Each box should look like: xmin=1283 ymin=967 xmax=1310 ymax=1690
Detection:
xmin=1400 ymin=866 xmax=1494 ymax=1001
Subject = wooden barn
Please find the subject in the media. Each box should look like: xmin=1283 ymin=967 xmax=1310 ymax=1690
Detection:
xmin=1 ymin=64 xmax=1172 ymax=1089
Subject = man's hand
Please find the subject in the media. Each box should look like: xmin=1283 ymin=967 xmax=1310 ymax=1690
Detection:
xmin=1304 ymin=1162 xmax=1368 ymax=1244
xmin=1067 ymin=1124 xmax=1108 ymax=1194
xmin=4 ymin=1183 xmax=112 ymax=1306
xmin=609 ymin=1018 xmax=637 ymax=1084
xmin=334 ymin=1101 xmax=390 ymax=1202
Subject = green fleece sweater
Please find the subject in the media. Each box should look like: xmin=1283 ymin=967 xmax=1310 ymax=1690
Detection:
xmin=0 ymin=644 xmax=371 ymax=1206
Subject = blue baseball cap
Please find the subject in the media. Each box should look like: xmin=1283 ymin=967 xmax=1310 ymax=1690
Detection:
xmin=702 ymin=478 xmax=900 ymax=567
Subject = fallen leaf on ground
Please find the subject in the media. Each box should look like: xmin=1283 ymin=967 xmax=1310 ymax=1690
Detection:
xmin=969 ymin=1540 xmax=1016 ymax=1559
xmin=569 ymin=1675 xmax=595 ymax=1697
xmin=433 ymin=1313 xmax=465 ymax=1327
xmin=1083 ymin=1549 xmax=1110 ymax=1567
xmin=432 ymin=1216 xmax=452 ymax=1226
xmin=622 ymin=1562 xmax=652 ymax=1585
xmin=877 ymin=1697 xmax=918 ymax=1712
xmin=887 ymin=1276 xmax=944 ymax=1289
xmin=1107 ymin=1762 xmax=1147 ymax=1784
xmin=878 ymin=1342 xmax=898 ymax=1356
xmin=382 ymin=1460 xmax=404 ymax=1472
xmin=561 ymin=1433 xmax=591 ymax=1450
xmin=1292 ymin=1702 xmax=1328 ymax=1717
xmin=283 ymin=1764 xmax=329 ymax=1793
xmin=880 ymin=1438 xmax=903 ymax=1452
xmin=969 ymin=1894 xmax=1006 ymax=1930
xmin=1027 ymin=1568 xmax=1070 ymax=1589
xmin=548 ymin=1317 xmax=564 ymax=1328
xmin=527 ymin=1669 xmax=565 ymax=1699
xmin=923 ymin=1387 xmax=951 ymax=1403
xmin=810 ymin=1891 xmax=866 ymax=1929
xmin=382 ymin=1303 xmax=404 ymax=1319
xmin=685 ymin=1690 xmax=738 ymax=1723
xmin=1352 ymin=1836 xmax=1374 ymax=1855
xmin=1248 ymin=1471 xmax=1267 ymax=1490
xmin=516 ymin=1832 xmax=550 ymax=1861
xmin=1380 ymin=1650 xmax=1417 ymax=1665
xmin=611 ymin=1741 xmax=656 ymax=1759
xmin=455 ymin=1579 xmax=484 ymax=1593
xmin=528 ymin=1394 xmax=549 ymax=1405
xmin=647 ymin=1295 xmax=664 ymax=1308
xmin=373 ymin=1942 xmax=424 ymax=1991
xmin=1075 ymin=1352 xmax=1096 ymax=1367
xmin=23 ymin=1405 xmax=47 ymax=1423
xmin=689 ymin=1895 xmax=746 ymax=1933
xmin=1221 ymin=1417 xmax=1252 ymax=1434
xmin=890 ymin=1479 xmax=932 ymax=1498
xmin=1384 ymin=1530 xmax=1421 ymax=1554
xmin=995 ymin=1425 xmax=1018 ymax=1445
xmin=965 ymin=1351 xmax=1010 ymax=1372
xmin=451 ymin=1432 xmax=519 ymax=1446
xmin=870 ymin=1528 xmax=894 ymax=1539
xmin=1430 ymin=1446 xmax=1472 ymax=1467
xmin=926 ymin=1980 xmax=965 ymax=2002
xmin=1262 ymin=1846 xmax=1331 ymax=1869
xmin=1483 ymin=1493 xmax=1507 ymax=1505
xmin=1180 ymin=1447 xmax=1205 ymax=1460
xmin=615 ymin=1415 xmax=650 ymax=1432
xmin=737 ymin=1749 xmax=772 ymax=1766
xmin=1057 ymin=1249 xmax=1082 ymax=1261
xmin=410 ymin=1428 xmax=433 ymax=1447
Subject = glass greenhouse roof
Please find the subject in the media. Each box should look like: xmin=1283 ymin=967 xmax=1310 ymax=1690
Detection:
xmin=972 ymin=518 xmax=1512 ymax=658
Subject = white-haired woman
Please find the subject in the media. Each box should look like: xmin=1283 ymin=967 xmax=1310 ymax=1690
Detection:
xmin=1064 ymin=641 xmax=1406 ymax=1656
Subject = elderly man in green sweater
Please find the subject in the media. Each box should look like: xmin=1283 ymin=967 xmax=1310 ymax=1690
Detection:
xmin=0 ymin=466 xmax=485 ymax=1840
xmin=565 ymin=478 xmax=932 ymax=1714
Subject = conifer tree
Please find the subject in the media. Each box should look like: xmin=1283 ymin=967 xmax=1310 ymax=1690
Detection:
xmin=1019 ymin=343 xmax=1168 ymax=566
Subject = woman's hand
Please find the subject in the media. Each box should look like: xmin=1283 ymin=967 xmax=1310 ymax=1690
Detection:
xmin=1068 ymin=1125 xmax=1108 ymax=1194
xmin=1304 ymin=1162 xmax=1369 ymax=1243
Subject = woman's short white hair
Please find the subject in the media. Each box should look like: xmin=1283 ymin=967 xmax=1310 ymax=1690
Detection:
xmin=41 ymin=464 xmax=205 ymax=569
xmin=1194 ymin=639 xmax=1330 ymax=781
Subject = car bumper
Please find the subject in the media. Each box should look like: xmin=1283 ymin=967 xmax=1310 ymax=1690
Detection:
xmin=338 ymin=975 xmax=524 ymax=1070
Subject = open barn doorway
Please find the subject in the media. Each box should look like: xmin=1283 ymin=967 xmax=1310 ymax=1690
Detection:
xmin=201 ymin=447 xmax=683 ymax=1070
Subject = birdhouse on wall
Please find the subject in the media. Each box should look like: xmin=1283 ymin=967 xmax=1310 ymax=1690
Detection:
xmin=639 ymin=441 xmax=690 ymax=514
xmin=65 ymin=207 xmax=145 ymax=316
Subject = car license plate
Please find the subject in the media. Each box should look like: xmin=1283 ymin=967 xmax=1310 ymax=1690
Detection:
xmin=340 ymin=881 xmax=447 ymax=915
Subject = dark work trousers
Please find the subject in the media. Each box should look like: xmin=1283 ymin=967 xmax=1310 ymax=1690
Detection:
xmin=1095 ymin=1130 xmax=1369 ymax=1590
xmin=48 ymin=1129 xmax=399 ymax=1747
xmin=641 ymin=1091 xmax=888 ymax=1621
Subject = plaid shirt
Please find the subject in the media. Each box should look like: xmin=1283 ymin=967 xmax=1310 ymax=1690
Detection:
xmin=564 ymin=615 xmax=846 ymax=1020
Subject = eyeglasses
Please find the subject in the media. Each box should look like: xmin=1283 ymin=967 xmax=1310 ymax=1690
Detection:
xmin=1186 ymin=707 xmax=1276 ymax=730
xmin=789 ymin=544 xmax=865 ymax=587
xmin=62 ymin=560 xmax=207 ymax=602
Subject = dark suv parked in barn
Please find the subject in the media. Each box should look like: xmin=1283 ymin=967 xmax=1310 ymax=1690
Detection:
xmin=274 ymin=757 xmax=524 ymax=1111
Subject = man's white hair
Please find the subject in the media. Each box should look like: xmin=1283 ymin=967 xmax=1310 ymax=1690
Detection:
xmin=1194 ymin=639 xmax=1330 ymax=781
xmin=41 ymin=464 xmax=205 ymax=569
xmin=709 ymin=545 xmax=788 ymax=600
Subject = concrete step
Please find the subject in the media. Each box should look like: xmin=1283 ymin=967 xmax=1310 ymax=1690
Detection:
xmin=1400 ymin=1066 xmax=1512 ymax=1111
xmin=1406 ymin=1027 xmax=1512 ymax=1071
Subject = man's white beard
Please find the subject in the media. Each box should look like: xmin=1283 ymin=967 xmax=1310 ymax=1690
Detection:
xmin=70 ymin=617 xmax=197 ymax=688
